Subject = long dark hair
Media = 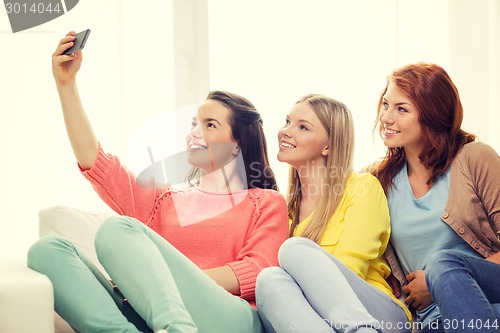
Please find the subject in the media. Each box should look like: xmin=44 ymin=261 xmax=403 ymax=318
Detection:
xmin=188 ymin=90 xmax=278 ymax=190
xmin=372 ymin=63 xmax=475 ymax=193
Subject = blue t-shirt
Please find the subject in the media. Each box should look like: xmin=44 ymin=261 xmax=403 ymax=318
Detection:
xmin=388 ymin=163 xmax=480 ymax=327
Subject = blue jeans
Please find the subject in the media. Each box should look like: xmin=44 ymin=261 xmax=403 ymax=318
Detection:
xmin=256 ymin=237 xmax=409 ymax=333
xmin=28 ymin=216 xmax=263 ymax=333
xmin=425 ymin=249 xmax=500 ymax=333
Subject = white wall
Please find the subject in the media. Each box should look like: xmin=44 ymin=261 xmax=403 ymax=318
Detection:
xmin=1 ymin=1 xmax=123 ymax=259
xmin=0 ymin=0 xmax=180 ymax=259
xmin=1 ymin=0 xmax=498 ymax=260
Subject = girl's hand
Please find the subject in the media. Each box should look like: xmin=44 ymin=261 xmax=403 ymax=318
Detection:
xmin=403 ymin=270 xmax=433 ymax=311
xmin=52 ymin=31 xmax=83 ymax=86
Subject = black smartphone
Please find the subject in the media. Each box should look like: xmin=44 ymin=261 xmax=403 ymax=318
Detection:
xmin=63 ymin=29 xmax=91 ymax=55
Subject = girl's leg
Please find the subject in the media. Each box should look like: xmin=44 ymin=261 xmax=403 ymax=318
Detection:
xmin=27 ymin=234 xmax=143 ymax=333
xmin=95 ymin=216 xmax=263 ymax=333
xmin=425 ymin=249 xmax=500 ymax=333
xmin=256 ymin=267 xmax=335 ymax=333
xmin=278 ymin=237 xmax=409 ymax=333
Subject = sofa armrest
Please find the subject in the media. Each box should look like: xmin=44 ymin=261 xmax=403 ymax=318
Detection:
xmin=0 ymin=258 xmax=54 ymax=333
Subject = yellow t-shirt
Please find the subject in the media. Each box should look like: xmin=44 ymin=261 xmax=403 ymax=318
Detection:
xmin=292 ymin=172 xmax=411 ymax=320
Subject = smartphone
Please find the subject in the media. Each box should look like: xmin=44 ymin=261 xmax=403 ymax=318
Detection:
xmin=63 ymin=29 xmax=91 ymax=55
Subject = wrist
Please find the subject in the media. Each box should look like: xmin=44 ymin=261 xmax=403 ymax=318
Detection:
xmin=55 ymin=79 xmax=77 ymax=91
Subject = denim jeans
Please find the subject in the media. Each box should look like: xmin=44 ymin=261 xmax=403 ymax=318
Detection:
xmin=425 ymin=249 xmax=500 ymax=333
xmin=256 ymin=237 xmax=409 ymax=333
xmin=28 ymin=216 xmax=263 ymax=333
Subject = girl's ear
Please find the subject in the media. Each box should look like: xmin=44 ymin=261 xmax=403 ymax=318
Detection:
xmin=232 ymin=144 xmax=240 ymax=157
xmin=321 ymin=146 xmax=328 ymax=157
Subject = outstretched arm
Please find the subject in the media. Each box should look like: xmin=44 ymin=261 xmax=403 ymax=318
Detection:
xmin=53 ymin=31 xmax=98 ymax=170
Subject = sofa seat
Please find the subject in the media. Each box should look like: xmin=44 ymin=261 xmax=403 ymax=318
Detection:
xmin=0 ymin=257 xmax=54 ymax=333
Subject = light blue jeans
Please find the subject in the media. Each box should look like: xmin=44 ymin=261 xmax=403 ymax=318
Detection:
xmin=28 ymin=216 xmax=263 ymax=333
xmin=424 ymin=249 xmax=500 ymax=333
xmin=256 ymin=237 xmax=409 ymax=333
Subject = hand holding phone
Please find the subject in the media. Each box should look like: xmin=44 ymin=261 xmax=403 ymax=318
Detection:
xmin=63 ymin=29 xmax=91 ymax=55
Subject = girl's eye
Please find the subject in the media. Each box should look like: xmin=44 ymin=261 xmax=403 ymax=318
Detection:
xmin=207 ymin=122 xmax=216 ymax=129
xmin=284 ymin=119 xmax=290 ymax=125
xmin=398 ymin=107 xmax=408 ymax=113
xmin=191 ymin=121 xmax=198 ymax=129
xmin=382 ymin=101 xmax=389 ymax=109
xmin=299 ymin=125 xmax=309 ymax=131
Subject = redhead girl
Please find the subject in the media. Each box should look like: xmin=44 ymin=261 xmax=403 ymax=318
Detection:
xmin=373 ymin=63 xmax=500 ymax=333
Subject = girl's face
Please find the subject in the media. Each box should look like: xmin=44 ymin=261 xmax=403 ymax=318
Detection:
xmin=379 ymin=81 xmax=423 ymax=154
xmin=186 ymin=99 xmax=237 ymax=171
xmin=277 ymin=101 xmax=329 ymax=169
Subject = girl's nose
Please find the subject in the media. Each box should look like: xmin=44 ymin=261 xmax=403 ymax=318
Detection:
xmin=190 ymin=124 xmax=203 ymax=139
xmin=280 ymin=125 xmax=292 ymax=138
xmin=380 ymin=108 xmax=394 ymax=125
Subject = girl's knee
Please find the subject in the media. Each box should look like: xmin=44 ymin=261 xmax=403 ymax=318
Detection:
xmin=94 ymin=216 xmax=124 ymax=251
xmin=95 ymin=216 xmax=143 ymax=259
xmin=425 ymin=249 xmax=465 ymax=287
xmin=427 ymin=249 xmax=464 ymax=269
xmin=278 ymin=237 xmax=316 ymax=266
xmin=27 ymin=234 xmax=71 ymax=270
xmin=256 ymin=267 xmax=287 ymax=304
xmin=97 ymin=215 xmax=127 ymax=233
xmin=257 ymin=267 xmax=284 ymax=289
xmin=95 ymin=216 xmax=135 ymax=246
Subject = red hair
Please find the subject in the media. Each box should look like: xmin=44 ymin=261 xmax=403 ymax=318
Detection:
xmin=372 ymin=63 xmax=475 ymax=193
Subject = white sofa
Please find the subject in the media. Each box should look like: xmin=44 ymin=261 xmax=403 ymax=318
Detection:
xmin=0 ymin=257 xmax=54 ymax=333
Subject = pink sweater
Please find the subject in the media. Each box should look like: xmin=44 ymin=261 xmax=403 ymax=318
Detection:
xmin=81 ymin=146 xmax=289 ymax=303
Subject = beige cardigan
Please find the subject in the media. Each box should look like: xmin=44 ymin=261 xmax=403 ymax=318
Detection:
xmin=385 ymin=142 xmax=500 ymax=287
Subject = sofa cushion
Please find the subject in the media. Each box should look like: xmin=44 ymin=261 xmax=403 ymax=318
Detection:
xmin=38 ymin=205 xmax=114 ymax=279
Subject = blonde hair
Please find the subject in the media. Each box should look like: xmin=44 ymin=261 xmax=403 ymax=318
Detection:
xmin=288 ymin=94 xmax=354 ymax=243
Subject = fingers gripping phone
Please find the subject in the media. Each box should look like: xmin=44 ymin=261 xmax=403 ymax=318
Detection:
xmin=63 ymin=29 xmax=91 ymax=55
